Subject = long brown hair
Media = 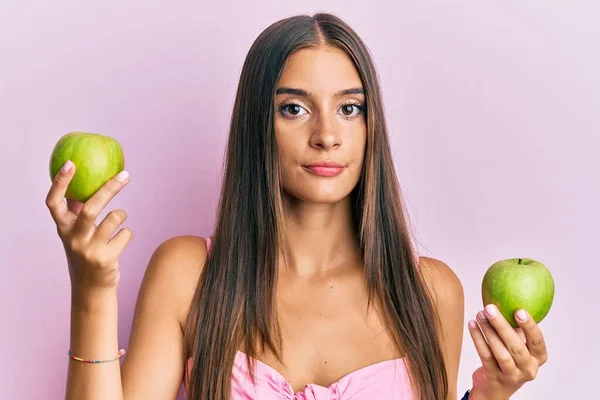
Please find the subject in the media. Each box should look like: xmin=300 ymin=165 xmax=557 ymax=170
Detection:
xmin=184 ymin=13 xmax=448 ymax=400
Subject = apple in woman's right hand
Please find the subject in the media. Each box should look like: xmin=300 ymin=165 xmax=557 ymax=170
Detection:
xmin=481 ymin=257 xmax=555 ymax=328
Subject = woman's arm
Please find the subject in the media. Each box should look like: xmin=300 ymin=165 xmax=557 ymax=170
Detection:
xmin=120 ymin=235 xmax=207 ymax=399
xmin=419 ymin=257 xmax=549 ymax=400
xmin=66 ymin=289 xmax=124 ymax=399
xmin=418 ymin=257 xmax=466 ymax=400
xmin=66 ymin=235 xmax=206 ymax=400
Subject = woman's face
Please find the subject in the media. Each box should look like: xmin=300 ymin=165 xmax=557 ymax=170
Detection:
xmin=275 ymin=46 xmax=367 ymax=204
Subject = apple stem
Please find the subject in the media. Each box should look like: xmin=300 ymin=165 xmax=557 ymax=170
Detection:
xmin=518 ymin=258 xmax=523 ymax=265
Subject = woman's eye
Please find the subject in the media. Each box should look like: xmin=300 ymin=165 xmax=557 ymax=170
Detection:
xmin=339 ymin=104 xmax=363 ymax=117
xmin=280 ymin=104 xmax=308 ymax=118
xmin=279 ymin=102 xmax=364 ymax=119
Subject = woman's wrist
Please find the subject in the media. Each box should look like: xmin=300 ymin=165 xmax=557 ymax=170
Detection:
xmin=466 ymin=387 xmax=482 ymax=399
xmin=466 ymin=386 xmax=489 ymax=400
xmin=466 ymin=386 xmax=508 ymax=400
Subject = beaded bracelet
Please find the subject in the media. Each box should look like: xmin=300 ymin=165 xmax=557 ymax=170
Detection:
xmin=67 ymin=349 xmax=126 ymax=363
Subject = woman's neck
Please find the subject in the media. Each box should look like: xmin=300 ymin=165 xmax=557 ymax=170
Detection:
xmin=279 ymin=196 xmax=361 ymax=278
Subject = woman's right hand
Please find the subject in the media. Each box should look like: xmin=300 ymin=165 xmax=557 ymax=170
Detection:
xmin=45 ymin=160 xmax=133 ymax=297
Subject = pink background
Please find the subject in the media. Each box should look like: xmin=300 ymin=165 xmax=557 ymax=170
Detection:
xmin=2 ymin=1 xmax=598 ymax=398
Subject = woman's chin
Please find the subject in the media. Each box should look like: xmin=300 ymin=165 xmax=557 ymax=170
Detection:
xmin=282 ymin=178 xmax=359 ymax=205
xmin=285 ymin=189 xmax=353 ymax=205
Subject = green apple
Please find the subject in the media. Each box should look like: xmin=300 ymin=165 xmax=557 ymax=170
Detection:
xmin=49 ymin=132 xmax=125 ymax=202
xmin=481 ymin=258 xmax=554 ymax=328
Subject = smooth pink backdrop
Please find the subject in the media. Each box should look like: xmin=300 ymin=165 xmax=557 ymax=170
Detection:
xmin=2 ymin=1 xmax=598 ymax=399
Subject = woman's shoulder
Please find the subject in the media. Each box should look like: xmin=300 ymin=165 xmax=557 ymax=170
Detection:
xmin=143 ymin=235 xmax=210 ymax=330
xmin=151 ymin=234 xmax=209 ymax=260
xmin=417 ymin=256 xmax=464 ymax=301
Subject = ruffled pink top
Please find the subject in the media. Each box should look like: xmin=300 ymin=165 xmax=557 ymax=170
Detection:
xmin=183 ymin=237 xmax=416 ymax=399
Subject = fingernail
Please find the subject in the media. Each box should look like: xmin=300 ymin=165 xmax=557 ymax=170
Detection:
xmin=116 ymin=170 xmax=129 ymax=182
xmin=477 ymin=311 xmax=487 ymax=321
xmin=468 ymin=320 xmax=477 ymax=328
xmin=61 ymin=160 xmax=73 ymax=173
xmin=485 ymin=304 xmax=498 ymax=318
xmin=517 ymin=309 xmax=529 ymax=322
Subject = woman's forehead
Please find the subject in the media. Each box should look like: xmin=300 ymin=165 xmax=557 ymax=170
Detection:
xmin=277 ymin=47 xmax=363 ymax=97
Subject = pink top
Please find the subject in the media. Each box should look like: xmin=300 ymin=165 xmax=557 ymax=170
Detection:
xmin=184 ymin=237 xmax=416 ymax=399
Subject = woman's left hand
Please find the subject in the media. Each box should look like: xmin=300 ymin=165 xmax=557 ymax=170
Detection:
xmin=467 ymin=304 xmax=548 ymax=400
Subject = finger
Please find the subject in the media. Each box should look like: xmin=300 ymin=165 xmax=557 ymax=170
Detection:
xmin=107 ymin=228 xmax=133 ymax=258
xmin=468 ymin=319 xmax=501 ymax=375
xmin=67 ymin=198 xmax=84 ymax=215
xmin=515 ymin=309 xmax=548 ymax=365
xmin=95 ymin=209 xmax=128 ymax=242
xmin=72 ymin=170 xmax=130 ymax=236
xmin=477 ymin=309 xmax=517 ymax=374
xmin=484 ymin=305 xmax=532 ymax=370
xmin=45 ymin=160 xmax=76 ymax=233
xmin=515 ymin=328 xmax=527 ymax=343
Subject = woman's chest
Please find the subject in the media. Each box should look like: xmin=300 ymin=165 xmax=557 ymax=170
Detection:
xmin=251 ymin=273 xmax=403 ymax=392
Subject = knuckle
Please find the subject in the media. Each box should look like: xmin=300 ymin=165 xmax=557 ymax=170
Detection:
xmin=45 ymin=194 xmax=62 ymax=210
xmin=525 ymin=367 xmax=538 ymax=381
xmin=52 ymin=173 xmax=70 ymax=188
xmin=499 ymin=369 xmax=519 ymax=385
xmin=530 ymin=336 xmax=544 ymax=348
xmin=81 ymin=249 xmax=97 ymax=264
xmin=507 ymin=374 xmax=521 ymax=386
xmin=80 ymin=205 xmax=97 ymax=220
xmin=107 ymin=178 xmax=123 ymax=193
xmin=481 ymin=352 xmax=494 ymax=363
xmin=508 ymin=344 xmax=526 ymax=358
xmin=51 ymin=172 xmax=64 ymax=184
xmin=67 ymin=238 xmax=82 ymax=253
xmin=108 ymin=209 xmax=127 ymax=223
xmin=492 ymin=372 xmax=504 ymax=382
xmin=497 ymin=354 xmax=513 ymax=366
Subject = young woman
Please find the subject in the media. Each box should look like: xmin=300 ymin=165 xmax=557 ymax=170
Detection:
xmin=47 ymin=12 xmax=548 ymax=400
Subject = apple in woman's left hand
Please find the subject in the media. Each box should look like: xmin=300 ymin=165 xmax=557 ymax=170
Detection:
xmin=467 ymin=304 xmax=548 ymax=400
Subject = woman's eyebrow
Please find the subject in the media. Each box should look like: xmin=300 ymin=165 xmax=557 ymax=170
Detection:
xmin=275 ymin=87 xmax=364 ymax=98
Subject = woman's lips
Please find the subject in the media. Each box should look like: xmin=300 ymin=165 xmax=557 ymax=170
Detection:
xmin=303 ymin=161 xmax=344 ymax=177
